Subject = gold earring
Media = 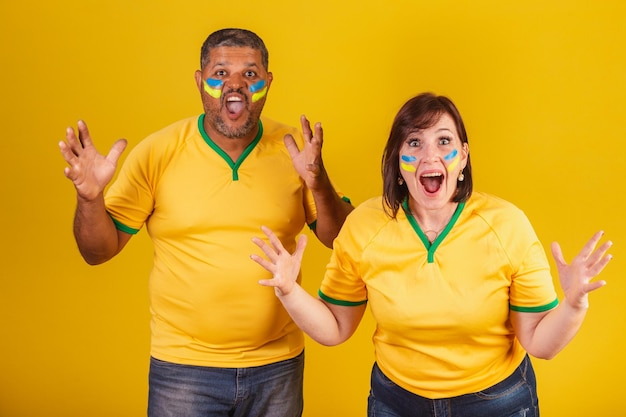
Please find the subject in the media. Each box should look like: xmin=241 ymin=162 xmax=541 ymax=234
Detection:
xmin=458 ymin=170 xmax=465 ymax=182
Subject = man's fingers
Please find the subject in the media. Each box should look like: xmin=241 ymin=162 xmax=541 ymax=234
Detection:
xmin=313 ymin=121 xmax=323 ymax=146
xmin=65 ymin=120 xmax=95 ymax=155
xmin=300 ymin=114 xmax=313 ymax=141
xmin=77 ymin=119 xmax=94 ymax=148
xmin=58 ymin=140 xmax=77 ymax=164
xmin=63 ymin=166 xmax=73 ymax=179
xmin=283 ymin=134 xmax=300 ymax=159
xmin=107 ymin=139 xmax=128 ymax=164
xmin=64 ymin=126 xmax=83 ymax=155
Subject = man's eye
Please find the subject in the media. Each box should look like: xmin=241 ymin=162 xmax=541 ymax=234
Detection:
xmin=245 ymin=70 xmax=256 ymax=77
xmin=215 ymin=70 xmax=227 ymax=76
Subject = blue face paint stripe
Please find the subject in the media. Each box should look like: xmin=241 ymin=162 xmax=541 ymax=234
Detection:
xmin=250 ymin=80 xmax=266 ymax=93
xmin=444 ymin=149 xmax=458 ymax=161
xmin=206 ymin=78 xmax=223 ymax=88
xmin=401 ymin=155 xmax=417 ymax=162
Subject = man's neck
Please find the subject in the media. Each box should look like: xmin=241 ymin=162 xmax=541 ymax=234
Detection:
xmin=200 ymin=115 xmax=262 ymax=162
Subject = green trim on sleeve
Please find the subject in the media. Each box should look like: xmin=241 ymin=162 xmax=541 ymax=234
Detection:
xmin=318 ymin=289 xmax=367 ymax=306
xmin=308 ymin=196 xmax=352 ymax=230
xmin=110 ymin=215 xmax=140 ymax=235
xmin=510 ymin=298 xmax=559 ymax=313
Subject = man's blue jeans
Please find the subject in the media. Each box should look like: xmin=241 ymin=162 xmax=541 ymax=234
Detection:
xmin=148 ymin=350 xmax=304 ymax=417
xmin=368 ymin=354 xmax=539 ymax=417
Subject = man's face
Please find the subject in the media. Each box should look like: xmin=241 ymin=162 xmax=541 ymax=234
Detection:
xmin=195 ymin=46 xmax=273 ymax=139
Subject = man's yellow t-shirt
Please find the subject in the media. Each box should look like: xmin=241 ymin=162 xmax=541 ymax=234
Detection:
xmin=105 ymin=115 xmax=318 ymax=367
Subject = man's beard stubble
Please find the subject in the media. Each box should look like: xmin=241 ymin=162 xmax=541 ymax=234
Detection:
xmin=214 ymin=112 xmax=256 ymax=139
xmin=204 ymin=89 xmax=264 ymax=139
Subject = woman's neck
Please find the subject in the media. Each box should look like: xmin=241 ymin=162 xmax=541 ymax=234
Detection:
xmin=409 ymin=201 xmax=458 ymax=237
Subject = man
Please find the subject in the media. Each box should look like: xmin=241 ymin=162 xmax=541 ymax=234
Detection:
xmin=58 ymin=28 xmax=353 ymax=417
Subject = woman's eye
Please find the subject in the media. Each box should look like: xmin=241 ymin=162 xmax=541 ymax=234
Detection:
xmin=408 ymin=139 xmax=420 ymax=147
xmin=440 ymin=137 xmax=451 ymax=145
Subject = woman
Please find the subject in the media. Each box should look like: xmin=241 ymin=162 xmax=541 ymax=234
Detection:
xmin=251 ymin=92 xmax=612 ymax=416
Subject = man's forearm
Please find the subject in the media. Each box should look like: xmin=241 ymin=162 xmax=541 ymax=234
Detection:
xmin=73 ymin=194 xmax=121 ymax=265
xmin=311 ymin=184 xmax=353 ymax=248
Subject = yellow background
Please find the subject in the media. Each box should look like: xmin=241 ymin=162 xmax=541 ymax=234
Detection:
xmin=1 ymin=1 xmax=624 ymax=416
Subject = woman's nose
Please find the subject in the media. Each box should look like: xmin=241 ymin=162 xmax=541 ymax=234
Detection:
xmin=421 ymin=143 xmax=439 ymax=161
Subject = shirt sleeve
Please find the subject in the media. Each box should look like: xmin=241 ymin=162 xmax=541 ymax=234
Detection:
xmin=318 ymin=206 xmax=368 ymax=305
xmin=104 ymin=137 xmax=158 ymax=233
xmin=508 ymin=214 xmax=558 ymax=312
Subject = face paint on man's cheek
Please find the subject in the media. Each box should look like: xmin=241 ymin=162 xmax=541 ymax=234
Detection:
xmin=204 ymin=78 xmax=223 ymax=99
xmin=444 ymin=149 xmax=459 ymax=172
xmin=250 ymin=80 xmax=267 ymax=103
xmin=401 ymin=155 xmax=417 ymax=173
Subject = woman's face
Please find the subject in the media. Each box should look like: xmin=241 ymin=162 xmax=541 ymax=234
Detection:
xmin=398 ymin=113 xmax=469 ymax=213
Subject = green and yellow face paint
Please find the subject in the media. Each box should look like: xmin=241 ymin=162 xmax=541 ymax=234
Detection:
xmin=203 ymin=78 xmax=223 ymax=99
xmin=250 ymin=80 xmax=268 ymax=103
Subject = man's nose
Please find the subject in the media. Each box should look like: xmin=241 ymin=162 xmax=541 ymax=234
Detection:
xmin=224 ymin=73 xmax=246 ymax=90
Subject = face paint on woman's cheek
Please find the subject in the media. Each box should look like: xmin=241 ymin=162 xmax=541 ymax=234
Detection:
xmin=204 ymin=78 xmax=223 ymax=99
xmin=250 ymin=80 xmax=267 ymax=103
xmin=444 ymin=149 xmax=459 ymax=172
xmin=401 ymin=155 xmax=417 ymax=173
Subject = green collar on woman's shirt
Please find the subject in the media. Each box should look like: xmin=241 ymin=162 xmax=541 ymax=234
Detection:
xmin=401 ymin=198 xmax=465 ymax=263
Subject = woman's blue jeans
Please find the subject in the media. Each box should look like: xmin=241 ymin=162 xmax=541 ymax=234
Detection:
xmin=368 ymin=354 xmax=539 ymax=417
xmin=147 ymin=350 xmax=304 ymax=417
